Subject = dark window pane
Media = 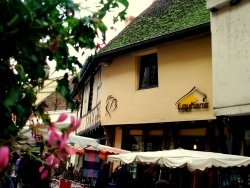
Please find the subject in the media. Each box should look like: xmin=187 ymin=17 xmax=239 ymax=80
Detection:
xmin=139 ymin=53 xmax=158 ymax=89
xmin=141 ymin=66 xmax=150 ymax=87
xmin=150 ymin=64 xmax=158 ymax=86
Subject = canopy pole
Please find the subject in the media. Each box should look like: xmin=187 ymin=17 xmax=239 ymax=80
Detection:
xmin=180 ymin=168 xmax=182 ymax=188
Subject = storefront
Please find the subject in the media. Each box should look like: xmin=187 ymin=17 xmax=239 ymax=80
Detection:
xmin=107 ymin=148 xmax=250 ymax=188
xmin=103 ymin=118 xmax=228 ymax=179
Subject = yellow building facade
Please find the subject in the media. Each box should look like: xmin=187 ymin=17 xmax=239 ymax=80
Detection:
xmin=99 ymin=33 xmax=217 ymax=152
xmin=71 ymin=0 xmax=250 ymax=184
xmin=101 ymin=34 xmax=214 ymax=125
xmin=71 ymin=0 xmax=238 ymax=180
xmin=72 ymin=0 xmax=227 ymax=154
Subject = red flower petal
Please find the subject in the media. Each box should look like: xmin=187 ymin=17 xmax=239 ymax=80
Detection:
xmin=50 ymin=39 xmax=59 ymax=51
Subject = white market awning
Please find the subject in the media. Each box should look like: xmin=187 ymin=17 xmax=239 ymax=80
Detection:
xmin=15 ymin=127 xmax=99 ymax=150
xmin=107 ymin=148 xmax=250 ymax=171
xmin=76 ymin=144 xmax=130 ymax=155
xmin=16 ymin=127 xmax=130 ymax=155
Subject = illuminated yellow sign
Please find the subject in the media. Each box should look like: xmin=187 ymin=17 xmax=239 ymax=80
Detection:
xmin=175 ymin=87 xmax=209 ymax=112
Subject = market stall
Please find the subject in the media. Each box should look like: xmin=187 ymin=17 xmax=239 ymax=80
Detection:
xmin=50 ymin=145 xmax=130 ymax=188
xmin=107 ymin=148 xmax=250 ymax=171
xmin=15 ymin=127 xmax=130 ymax=188
xmin=107 ymin=148 xmax=250 ymax=188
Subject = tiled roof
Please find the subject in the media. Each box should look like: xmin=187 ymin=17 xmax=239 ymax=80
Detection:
xmin=43 ymin=92 xmax=68 ymax=111
xmin=72 ymin=0 xmax=210 ymax=97
xmin=100 ymin=0 xmax=210 ymax=53
xmin=38 ymin=77 xmax=74 ymax=111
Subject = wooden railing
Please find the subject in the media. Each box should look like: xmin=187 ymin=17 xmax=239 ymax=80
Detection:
xmin=76 ymin=102 xmax=101 ymax=134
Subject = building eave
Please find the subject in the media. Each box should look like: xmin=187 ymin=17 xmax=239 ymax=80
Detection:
xmin=72 ymin=23 xmax=210 ymax=97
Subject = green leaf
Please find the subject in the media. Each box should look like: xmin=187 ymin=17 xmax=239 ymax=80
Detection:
xmin=3 ymin=87 xmax=19 ymax=107
xmin=117 ymin=0 xmax=129 ymax=8
xmin=0 ymin=0 xmax=128 ymax=150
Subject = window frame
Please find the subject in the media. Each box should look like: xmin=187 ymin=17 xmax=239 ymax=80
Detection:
xmin=138 ymin=53 xmax=158 ymax=90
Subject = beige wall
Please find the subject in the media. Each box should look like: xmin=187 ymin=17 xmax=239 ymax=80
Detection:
xmin=101 ymin=34 xmax=216 ymax=125
xmin=207 ymin=0 xmax=250 ymax=116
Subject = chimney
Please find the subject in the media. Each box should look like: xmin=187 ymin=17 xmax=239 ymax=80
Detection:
xmin=125 ymin=15 xmax=135 ymax=26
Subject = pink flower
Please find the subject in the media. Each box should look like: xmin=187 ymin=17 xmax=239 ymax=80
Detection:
xmin=71 ymin=116 xmax=81 ymax=131
xmin=65 ymin=116 xmax=81 ymax=135
xmin=70 ymin=115 xmax=81 ymax=130
xmin=40 ymin=112 xmax=83 ymax=180
xmin=58 ymin=134 xmax=68 ymax=150
xmin=45 ymin=154 xmax=55 ymax=164
xmin=57 ymin=146 xmax=75 ymax=161
xmin=47 ymin=124 xmax=60 ymax=145
xmin=64 ymin=145 xmax=76 ymax=155
xmin=39 ymin=154 xmax=62 ymax=179
xmin=70 ymin=115 xmax=75 ymax=126
xmin=46 ymin=154 xmax=60 ymax=169
xmin=39 ymin=166 xmax=49 ymax=179
xmin=56 ymin=113 xmax=68 ymax=123
xmin=0 ymin=146 xmax=9 ymax=170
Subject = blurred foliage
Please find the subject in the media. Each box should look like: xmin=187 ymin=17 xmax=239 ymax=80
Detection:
xmin=0 ymin=0 xmax=128 ymax=146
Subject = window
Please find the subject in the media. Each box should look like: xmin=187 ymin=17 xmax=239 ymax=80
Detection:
xmin=139 ymin=53 xmax=158 ymax=89
xmin=87 ymin=78 xmax=94 ymax=112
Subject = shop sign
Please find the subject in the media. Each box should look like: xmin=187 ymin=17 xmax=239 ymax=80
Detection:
xmin=175 ymin=87 xmax=209 ymax=112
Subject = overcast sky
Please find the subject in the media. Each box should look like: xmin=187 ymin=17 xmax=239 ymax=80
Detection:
xmin=49 ymin=0 xmax=153 ymax=78
xmin=105 ymin=0 xmax=153 ymax=42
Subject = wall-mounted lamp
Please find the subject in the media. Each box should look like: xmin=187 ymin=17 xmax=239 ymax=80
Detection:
xmin=193 ymin=144 xmax=197 ymax=150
